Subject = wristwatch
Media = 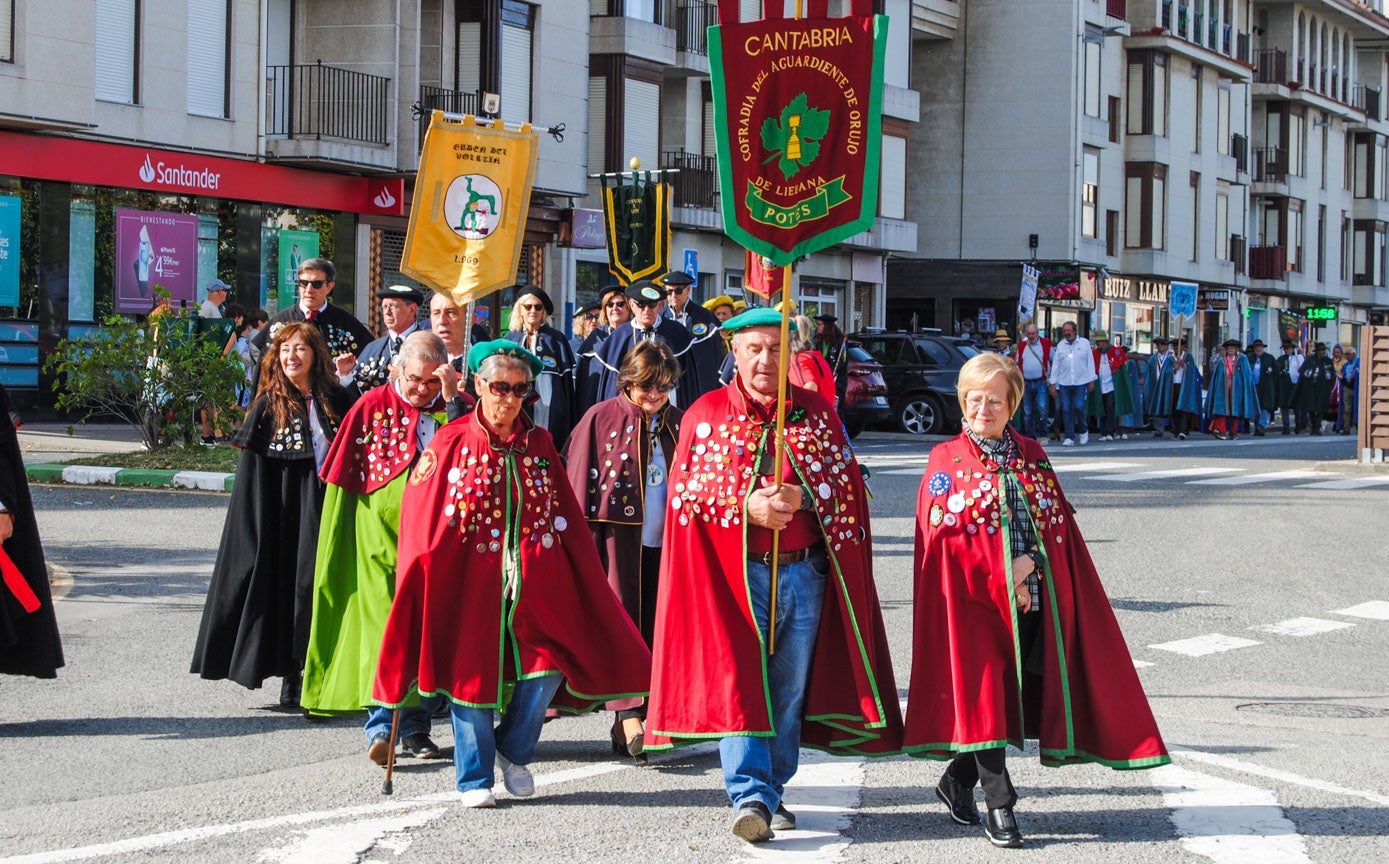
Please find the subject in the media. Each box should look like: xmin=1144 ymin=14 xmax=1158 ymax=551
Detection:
xmin=799 ymin=485 xmax=815 ymax=512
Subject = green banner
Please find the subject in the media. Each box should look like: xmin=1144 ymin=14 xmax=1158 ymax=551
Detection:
xmin=279 ymin=229 xmax=320 ymax=305
xmin=744 ymin=177 xmax=851 ymax=229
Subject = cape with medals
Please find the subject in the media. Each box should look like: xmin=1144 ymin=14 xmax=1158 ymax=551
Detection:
xmin=372 ymin=412 xmax=651 ymax=712
xmin=905 ymin=432 xmax=1169 ymax=769
xmin=301 ymin=381 xmax=463 ymax=713
xmin=644 ymin=380 xmax=902 ymax=755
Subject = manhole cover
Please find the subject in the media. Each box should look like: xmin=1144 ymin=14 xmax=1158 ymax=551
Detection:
xmin=1235 ymin=702 xmax=1386 ymax=719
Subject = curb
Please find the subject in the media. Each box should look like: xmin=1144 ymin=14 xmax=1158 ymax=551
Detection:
xmin=26 ymin=463 xmax=234 ymax=492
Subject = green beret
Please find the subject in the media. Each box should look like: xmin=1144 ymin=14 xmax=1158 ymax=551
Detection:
xmin=467 ymin=339 xmax=543 ymax=376
xmin=721 ymin=307 xmax=787 ymax=332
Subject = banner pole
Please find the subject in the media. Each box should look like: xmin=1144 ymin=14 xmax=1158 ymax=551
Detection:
xmin=767 ymin=263 xmax=793 ymax=656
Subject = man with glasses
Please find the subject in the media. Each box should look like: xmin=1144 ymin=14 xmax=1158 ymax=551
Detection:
xmin=342 ymin=285 xmax=426 ymax=392
xmin=303 ymin=332 xmax=469 ymax=762
xmin=590 ymin=281 xmax=702 ymax=410
xmin=660 ymin=271 xmax=725 ymax=403
xmin=253 ymin=258 xmax=373 ymax=381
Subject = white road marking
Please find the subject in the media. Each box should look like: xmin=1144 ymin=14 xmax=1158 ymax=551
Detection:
xmin=1049 ymin=461 xmax=1147 ymax=472
xmin=1186 ymin=470 xmax=1337 ymax=486
xmin=1091 ymin=467 xmax=1242 ymax=482
xmin=1149 ymin=633 xmax=1263 ymax=657
xmin=1294 ymin=476 xmax=1389 ymax=490
xmin=1252 ymin=617 xmax=1356 ymax=637
xmin=1330 ymin=600 xmax=1389 ymax=621
xmin=740 ymin=751 xmax=865 ymax=863
xmin=877 ymin=468 xmax=927 ymax=476
xmin=255 ymin=808 xmax=445 ymax=864
xmin=1133 ymin=659 xmax=1156 ymax=668
xmin=1151 ymin=764 xmax=1312 ymax=863
xmin=1172 ymin=748 xmax=1389 ymax=807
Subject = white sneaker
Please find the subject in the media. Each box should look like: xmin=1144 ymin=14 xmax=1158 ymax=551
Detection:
xmin=496 ymin=752 xmax=535 ymax=797
xmin=1079 ymin=431 xmax=1089 ymax=445
xmin=1120 ymin=433 xmax=1129 ymax=440
xmin=1061 ymin=438 xmax=1075 ymax=447
xmin=458 ymin=788 xmax=496 ymax=808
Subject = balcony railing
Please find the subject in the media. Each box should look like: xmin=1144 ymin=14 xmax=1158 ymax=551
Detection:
xmin=671 ymin=1 xmax=716 ymax=56
xmin=1255 ymin=49 xmax=1287 ymax=85
xmin=1254 ymin=146 xmax=1288 ymax=183
xmin=660 ymin=149 xmax=718 ymax=209
xmin=1354 ymin=85 xmax=1382 ymax=121
xmin=1230 ymin=235 xmax=1246 ymax=275
xmin=1249 ymin=245 xmax=1287 ymax=279
xmin=266 ymin=62 xmax=389 ymax=145
xmin=417 ymin=85 xmax=481 ymax=150
xmin=1232 ymin=132 xmax=1248 ymax=174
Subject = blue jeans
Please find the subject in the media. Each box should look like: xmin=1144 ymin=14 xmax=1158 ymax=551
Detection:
xmin=450 ymin=673 xmax=563 ymax=792
xmin=364 ymin=695 xmax=444 ymax=744
xmin=1022 ymin=379 xmax=1049 ymax=439
xmin=1057 ymin=385 xmax=1087 ymax=440
xmin=719 ymin=554 xmax=829 ymax=813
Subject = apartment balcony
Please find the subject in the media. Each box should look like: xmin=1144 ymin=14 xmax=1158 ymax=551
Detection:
xmin=1249 ymin=244 xmax=1288 ymax=280
xmin=590 ymin=13 xmax=676 ymax=65
xmin=416 ymin=86 xmax=481 ymax=152
xmin=1255 ymin=49 xmax=1287 ymax=86
xmin=911 ymin=0 xmax=959 ymax=41
xmin=661 ymin=149 xmax=718 ymax=210
xmin=265 ymin=62 xmax=394 ymax=171
xmin=1127 ymin=5 xmax=1251 ymax=81
xmin=843 ymin=217 xmax=918 ymax=254
xmin=1252 ymin=146 xmax=1288 ymax=185
xmin=1352 ymin=85 xmax=1383 ymax=123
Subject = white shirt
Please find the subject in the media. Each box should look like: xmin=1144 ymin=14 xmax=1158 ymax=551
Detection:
xmin=1048 ymin=337 xmax=1097 ymax=387
xmin=1289 ymin=353 xmax=1304 ymax=383
xmin=199 ymin=299 xmax=222 ymax=319
xmin=1173 ymin=351 xmax=1187 ymax=384
xmin=305 ymin=396 xmax=330 ymax=470
xmin=1019 ymin=339 xmax=1047 ymax=380
xmin=396 ymin=380 xmax=441 ymax=451
xmin=1098 ymin=352 xmax=1114 ymax=394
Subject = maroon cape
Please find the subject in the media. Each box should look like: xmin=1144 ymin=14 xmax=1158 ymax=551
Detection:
xmin=372 ymin=412 xmax=651 ymax=711
xmin=320 ymin=383 xmax=426 ymax=493
xmin=644 ymin=382 xmax=902 ymax=755
xmin=905 ymin=432 xmax=1169 ymax=769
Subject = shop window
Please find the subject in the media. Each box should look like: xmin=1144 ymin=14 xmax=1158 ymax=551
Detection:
xmin=187 ymin=0 xmax=230 ymax=118
xmin=1083 ymin=26 xmax=1102 ymax=118
xmin=1 ymin=1 xmax=13 ymax=63
xmin=95 ymin=0 xmax=140 ymax=104
xmin=1126 ymin=50 xmax=1167 ymax=137
xmin=457 ymin=0 xmax=533 ymax=125
xmin=1082 ymin=148 xmax=1099 ymax=239
xmin=1125 ymin=162 xmax=1166 ymax=250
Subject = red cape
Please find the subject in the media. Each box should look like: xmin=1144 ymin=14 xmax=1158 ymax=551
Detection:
xmin=372 ymin=413 xmax=652 ymax=711
xmin=905 ymin=433 xmax=1169 ymax=769
xmin=320 ymin=383 xmax=421 ymax=494
xmin=644 ymin=383 xmax=902 ymax=755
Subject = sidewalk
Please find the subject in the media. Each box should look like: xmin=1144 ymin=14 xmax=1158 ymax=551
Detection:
xmin=18 ymin=423 xmax=235 ymax=492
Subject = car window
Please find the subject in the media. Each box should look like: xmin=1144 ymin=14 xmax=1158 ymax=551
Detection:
xmin=917 ymin=339 xmax=951 ymax=366
xmin=955 ymin=343 xmax=979 ymax=358
xmin=845 ymin=346 xmax=874 ymax=363
xmin=860 ymin=338 xmax=904 ymax=366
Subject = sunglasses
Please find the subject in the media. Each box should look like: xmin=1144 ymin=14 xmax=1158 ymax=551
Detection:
xmin=520 ymin=303 xmax=545 ymax=312
xmin=297 ymin=278 xmax=327 ymax=289
xmin=664 ymin=287 xmax=687 ymax=295
xmin=583 ymin=314 xmax=600 ymax=322
xmin=605 ymin=300 xmax=628 ymax=308
xmin=483 ymin=380 xmax=533 ymax=398
xmin=632 ymin=299 xmax=661 ymax=309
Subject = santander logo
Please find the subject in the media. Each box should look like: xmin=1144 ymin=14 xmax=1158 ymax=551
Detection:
xmin=138 ymin=155 xmax=156 ymax=183
xmin=135 ymin=152 xmax=222 ymax=191
xmin=373 ymin=186 xmax=397 ymax=209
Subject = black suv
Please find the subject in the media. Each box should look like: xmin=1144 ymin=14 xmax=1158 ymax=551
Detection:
xmin=848 ymin=331 xmax=979 ymax=434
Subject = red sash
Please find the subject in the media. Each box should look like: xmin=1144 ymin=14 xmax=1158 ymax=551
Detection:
xmin=1 ymin=546 xmax=40 ymax=613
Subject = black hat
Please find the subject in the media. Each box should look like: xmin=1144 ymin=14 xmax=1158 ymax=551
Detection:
xmin=599 ymin=283 xmax=626 ymax=305
xmin=1152 ymin=336 xmax=1170 ymax=345
xmin=814 ymin=314 xmax=838 ymax=323
xmin=625 ymin=280 xmax=665 ymax=305
xmin=1314 ymin=341 xmax=1328 ymax=350
xmin=659 ymin=271 xmax=695 ymax=287
xmin=1251 ymin=339 xmax=1266 ymax=348
xmin=1281 ymin=340 xmax=1296 ymax=349
xmin=376 ymin=284 xmax=424 ymax=305
xmin=1222 ymin=338 xmax=1242 ymax=348
xmin=576 ymin=302 xmax=601 ymax=316
xmin=515 ymin=284 xmax=553 ymax=315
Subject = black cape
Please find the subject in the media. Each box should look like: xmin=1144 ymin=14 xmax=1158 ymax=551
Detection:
xmin=665 ymin=303 xmax=726 ymax=404
xmin=504 ymin=325 xmax=578 ymax=449
xmin=0 ymin=384 xmax=63 ymax=679
xmin=1294 ymin=355 xmax=1336 ymax=413
xmin=353 ymin=323 xmax=426 ymax=391
xmin=190 ymin=385 xmax=355 ymax=689
xmin=574 ymin=325 xmax=614 ymax=417
xmin=1249 ymin=352 xmax=1279 ymax=413
xmin=591 ymin=321 xmax=702 ymax=409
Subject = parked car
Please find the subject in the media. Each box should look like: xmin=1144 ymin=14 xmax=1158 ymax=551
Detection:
xmin=848 ymin=330 xmax=978 ymax=435
xmin=839 ymin=344 xmax=890 ymax=438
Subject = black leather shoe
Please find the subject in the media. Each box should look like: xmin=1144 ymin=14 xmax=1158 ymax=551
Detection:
xmin=771 ymin=804 xmax=796 ymax=831
xmin=401 ymin=733 xmax=444 ymax=759
xmin=730 ymin=801 xmax=775 ymax=843
xmin=984 ymin=807 xmax=1024 ymax=848
xmin=935 ymin=771 xmax=981 ymax=825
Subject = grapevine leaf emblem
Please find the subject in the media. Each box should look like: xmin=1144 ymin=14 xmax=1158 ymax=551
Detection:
xmin=759 ymin=92 xmax=830 ymax=180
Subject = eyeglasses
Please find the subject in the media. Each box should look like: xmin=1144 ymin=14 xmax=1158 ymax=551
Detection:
xmin=483 ymin=380 xmax=533 ymax=398
xmin=664 ymin=287 xmax=687 ymax=295
xmin=520 ymin=303 xmax=545 ymax=312
xmin=630 ymin=382 xmax=676 ymax=395
xmin=964 ymin=395 xmax=1008 ymax=412
xmin=402 ymin=373 xmax=442 ymax=389
xmin=582 ymin=314 xmax=600 ymax=322
xmin=297 ymin=278 xmax=327 ymax=289
xmin=605 ymin=300 xmax=628 ymax=309
xmin=632 ymin=300 xmax=661 ymax=309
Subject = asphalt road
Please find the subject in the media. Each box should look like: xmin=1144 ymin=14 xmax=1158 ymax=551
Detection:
xmin=2 ymin=432 xmax=1386 ymax=863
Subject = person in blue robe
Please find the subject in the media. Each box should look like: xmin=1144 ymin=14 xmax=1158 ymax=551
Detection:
xmin=1143 ymin=337 xmax=1177 ymax=437
xmin=658 ymin=271 xmax=725 ymax=404
xmin=1173 ymin=340 xmax=1203 ymax=439
xmin=590 ymin=282 xmax=702 ymax=410
xmin=576 ymin=285 xmax=631 ymax=416
xmin=1204 ymin=339 xmax=1259 ymax=439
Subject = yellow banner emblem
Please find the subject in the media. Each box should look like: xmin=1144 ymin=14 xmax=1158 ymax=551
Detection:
xmin=402 ymin=111 xmax=538 ymax=305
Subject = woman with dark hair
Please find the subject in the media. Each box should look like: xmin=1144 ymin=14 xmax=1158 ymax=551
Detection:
xmin=191 ymin=321 xmax=356 ymax=706
xmin=564 ymin=340 xmax=682 ymax=761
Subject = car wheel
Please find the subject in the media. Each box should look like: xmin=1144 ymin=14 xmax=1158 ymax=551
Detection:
xmin=897 ymin=394 xmax=945 ymax=435
xmin=844 ymin=418 xmax=866 ymax=439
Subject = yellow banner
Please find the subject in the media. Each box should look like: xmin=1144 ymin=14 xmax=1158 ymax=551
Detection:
xmin=402 ymin=111 xmax=538 ymax=305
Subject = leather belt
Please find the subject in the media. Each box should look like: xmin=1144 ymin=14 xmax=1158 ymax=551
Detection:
xmin=749 ymin=544 xmax=822 ymax=566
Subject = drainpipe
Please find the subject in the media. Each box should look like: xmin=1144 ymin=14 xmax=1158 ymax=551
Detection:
xmin=257 ymin=0 xmax=269 ymax=160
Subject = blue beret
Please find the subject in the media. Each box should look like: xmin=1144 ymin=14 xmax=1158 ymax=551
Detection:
xmin=467 ymin=339 xmax=543 ymax=375
xmin=721 ymin=307 xmax=787 ymax=332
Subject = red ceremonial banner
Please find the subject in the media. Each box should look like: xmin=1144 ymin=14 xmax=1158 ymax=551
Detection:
xmin=743 ymin=247 xmax=786 ymax=300
xmin=709 ymin=11 xmax=886 ymax=266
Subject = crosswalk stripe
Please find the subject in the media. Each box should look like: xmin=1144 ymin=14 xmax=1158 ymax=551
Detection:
xmin=1149 ymin=633 xmax=1263 ymax=656
xmin=1152 ymin=765 xmax=1314 ymax=863
xmin=1092 ymin=467 xmax=1241 ymax=482
xmin=1295 ymin=476 xmax=1389 ymax=490
xmin=1252 ymin=617 xmax=1357 ymax=637
xmin=1187 ymin=470 xmax=1338 ymax=486
xmin=1050 ymin=461 xmax=1147 ymax=473
xmin=877 ymin=468 xmax=926 ymax=476
xmin=1330 ymin=601 xmax=1389 ymax=621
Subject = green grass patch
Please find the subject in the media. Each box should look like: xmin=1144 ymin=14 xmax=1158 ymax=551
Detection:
xmin=63 ymin=445 xmax=240 ymax=473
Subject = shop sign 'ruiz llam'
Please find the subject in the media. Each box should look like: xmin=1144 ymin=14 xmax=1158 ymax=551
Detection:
xmin=708 ymin=0 xmax=887 ymax=266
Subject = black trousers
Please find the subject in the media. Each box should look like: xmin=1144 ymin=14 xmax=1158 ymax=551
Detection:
xmin=616 ymin=545 xmax=662 ymax=722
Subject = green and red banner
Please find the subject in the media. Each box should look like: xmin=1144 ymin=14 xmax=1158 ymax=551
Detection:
xmin=709 ymin=6 xmax=887 ymax=266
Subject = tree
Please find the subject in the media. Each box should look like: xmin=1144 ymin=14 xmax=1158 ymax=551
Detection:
xmin=44 ymin=289 xmax=245 ymax=450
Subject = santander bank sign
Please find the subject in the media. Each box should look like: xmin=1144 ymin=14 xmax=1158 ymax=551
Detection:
xmin=137 ymin=153 xmax=224 ymax=192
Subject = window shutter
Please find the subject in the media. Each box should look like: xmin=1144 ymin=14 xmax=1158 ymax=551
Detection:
xmin=623 ymin=78 xmax=660 ymax=172
xmin=457 ymin=22 xmax=481 ymax=96
xmin=500 ymin=22 xmax=532 ymax=124
xmin=187 ymin=0 xmax=228 ymax=117
xmin=590 ymin=0 xmax=609 ymax=16
xmin=0 ymin=1 xmax=13 ymax=63
xmin=95 ymin=0 xmax=138 ymax=104
xmin=589 ymin=77 xmax=607 ymax=173
xmin=879 ymin=134 xmax=906 ymax=220
xmin=702 ymin=96 xmax=716 ymax=157
xmin=739 ymin=0 xmax=761 ymax=23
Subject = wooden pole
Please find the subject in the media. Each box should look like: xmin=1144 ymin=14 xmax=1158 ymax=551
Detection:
xmin=767 ymin=264 xmax=794 ymax=655
xmin=381 ymin=708 xmax=401 ymax=795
